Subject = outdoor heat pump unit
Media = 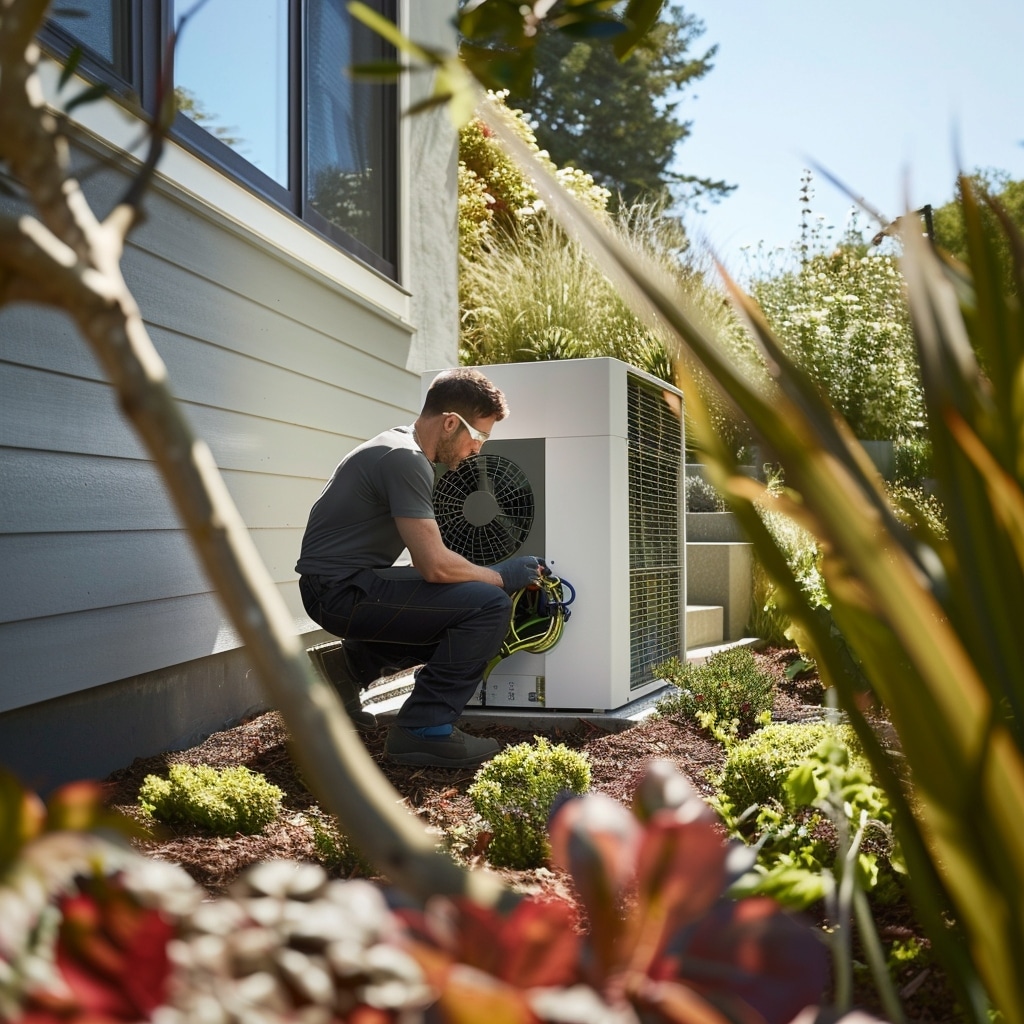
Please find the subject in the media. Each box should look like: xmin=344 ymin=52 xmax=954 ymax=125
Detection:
xmin=421 ymin=357 xmax=686 ymax=713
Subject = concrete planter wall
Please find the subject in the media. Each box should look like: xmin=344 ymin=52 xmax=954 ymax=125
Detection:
xmin=686 ymin=511 xmax=747 ymax=543
xmin=687 ymin=542 xmax=753 ymax=643
xmin=685 ymin=506 xmax=753 ymax=643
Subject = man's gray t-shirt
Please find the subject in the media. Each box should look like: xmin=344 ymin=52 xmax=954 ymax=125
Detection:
xmin=295 ymin=425 xmax=435 ymax=579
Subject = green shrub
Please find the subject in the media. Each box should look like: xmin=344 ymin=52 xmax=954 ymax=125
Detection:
xmin=713 ymin=720 xmax=867 ymax=815
xmin=656 ymin=647 xmax=774 ymax=734
xmin=138 ymin=764 xmax=283 ymax=836
xmin=749 ymin=560 xmax=793 ymax=646
xmin=750 ymin=483 xmax=830 ymax=651
xmin=467 ymin=737 xmax=591 ymax=869
xmin=893 ymin=436 xmax=933 ymax=484
xmin=685 ymin=473 xmax=728 ymax=513
xmin=724 ymin=735 xmax=900 ymax=913
xmin=307 ymin=807 xmax=373 ymax=876
xmin=458 ymin=91 xmax=610 ymax=253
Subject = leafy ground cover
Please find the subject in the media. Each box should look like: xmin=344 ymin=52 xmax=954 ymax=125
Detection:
xmin=100 ymin=647 xmax=957 ymax=1020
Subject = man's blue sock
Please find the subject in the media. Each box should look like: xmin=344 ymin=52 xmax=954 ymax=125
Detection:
xmin=407 ymin=724 xmax=454 ymax=738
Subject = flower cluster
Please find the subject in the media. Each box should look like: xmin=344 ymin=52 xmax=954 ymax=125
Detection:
xmin=458 ymin=91 xmax=610 ymax=261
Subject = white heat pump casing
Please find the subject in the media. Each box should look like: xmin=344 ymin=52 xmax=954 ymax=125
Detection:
xmin=421 ymin=357 xmax=685 ymax=712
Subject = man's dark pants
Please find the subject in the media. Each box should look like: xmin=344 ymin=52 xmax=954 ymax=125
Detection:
xmin=299 ymin=569 xmax=512 ymax=729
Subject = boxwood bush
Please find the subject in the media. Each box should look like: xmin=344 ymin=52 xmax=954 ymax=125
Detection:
xmin=138 ymin=763 xmax=283 ymax=836
xmin=468 ymin=737 xmax=591 ymax=869
xmin=712 ymin=720 xmax=868 ymax=814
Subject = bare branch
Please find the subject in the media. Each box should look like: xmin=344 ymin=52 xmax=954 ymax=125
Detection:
xmin=0 ymin=0 xmax=51 ymax=55
xmin=72 ymin=287 xmax=513 ymax=910
xmin=0 ymin=209 xmax=88 ymax=303
xmin=0 ymin=0 xmax=99 ymax=261
xmin=105 ymin=127 xmax=163 ymax=243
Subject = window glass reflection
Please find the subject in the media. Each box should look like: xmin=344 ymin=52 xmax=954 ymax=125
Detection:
xmin=306 ymin=0 xmax=395 ymax=261
xmin=49 ymin=0 xmax=128 ymax=72
xmin=172 ymin=0 xmax=289 ymax=187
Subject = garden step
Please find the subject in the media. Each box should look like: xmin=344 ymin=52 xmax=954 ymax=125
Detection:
xmin=685 ymin=636 xmax=762 ymax=665
xmin=685 ymin=603 xmax=724 ymax=649
xmin=686 ymin=542 xmax=753 ymax=642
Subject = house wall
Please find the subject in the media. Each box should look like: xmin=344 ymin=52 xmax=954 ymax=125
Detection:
xmin=0 ymin=0 xmax=459 ymax=790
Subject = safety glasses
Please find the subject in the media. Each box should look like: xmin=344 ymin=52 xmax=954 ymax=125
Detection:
xmin=444 ymin=410 xmax=490 ymax=443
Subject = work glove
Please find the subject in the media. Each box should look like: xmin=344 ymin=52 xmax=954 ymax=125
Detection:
xmin=491 ymin=554 xmax=547 ymax=594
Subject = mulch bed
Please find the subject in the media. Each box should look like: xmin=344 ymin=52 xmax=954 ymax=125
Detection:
xmin=100 ymin=645 xmax=821 ymax=894
xmin=100 ymin=646 xmax=958 ymax=1020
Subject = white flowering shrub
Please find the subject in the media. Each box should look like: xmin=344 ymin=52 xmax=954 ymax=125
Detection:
xmin=458 ymin=91 xmax=610 ymax=260
xmin=752 ymin=232 xmax=924 ymax=441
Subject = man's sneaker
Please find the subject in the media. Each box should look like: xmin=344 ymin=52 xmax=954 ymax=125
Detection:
xmin=385 ymin=725 xmax=499 ymax=767
xmin=307 ymin=642 xmax=377 ymax=732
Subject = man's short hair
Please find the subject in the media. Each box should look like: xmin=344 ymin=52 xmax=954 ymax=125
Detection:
xmin=422 ymin=367 xmax=509 ymax=422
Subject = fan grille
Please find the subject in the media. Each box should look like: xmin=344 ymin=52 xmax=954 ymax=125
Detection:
xmin=434 ymin=454 xmax=535 ymax=565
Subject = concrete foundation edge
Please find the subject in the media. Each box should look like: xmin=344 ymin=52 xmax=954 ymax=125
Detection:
xmin=0 ymin=629 xmax=333 ymax=795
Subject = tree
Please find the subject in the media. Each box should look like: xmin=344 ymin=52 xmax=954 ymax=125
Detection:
xmin=505 ymin=1 xmax=734 ymax=210
xmin=931 ymin=167 xmax=1024 ymax=289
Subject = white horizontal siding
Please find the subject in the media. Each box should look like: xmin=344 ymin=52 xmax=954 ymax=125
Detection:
xmin=0 ymin=581 xmax=312 ymax=712
xmin=0 ymin=355 xmax=386 ymax=480
xmin=1 ymin=448 xmax=323 ymax=531
xmin=0 ymin=136 xmax=435 ymax=713
xmin=1 ymin=527 xmax=304 ymax=623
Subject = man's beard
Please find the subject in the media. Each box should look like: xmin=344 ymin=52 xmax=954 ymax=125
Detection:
xmin=435 ymin=434 xmax=465 ymax=471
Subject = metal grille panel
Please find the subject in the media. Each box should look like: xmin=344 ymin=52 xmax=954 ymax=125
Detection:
xmin=627 ymin=376 xmax=684 ymax=689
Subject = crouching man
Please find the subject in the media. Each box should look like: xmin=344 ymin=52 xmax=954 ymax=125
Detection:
xmin=296 ymin=367 xmax=545 ymax=767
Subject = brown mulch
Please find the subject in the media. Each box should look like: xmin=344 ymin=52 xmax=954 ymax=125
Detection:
xmin=101 ymin=647 xmax=964 ymax=1019
xmin=100 ymin=645 xmax=823 ymax=896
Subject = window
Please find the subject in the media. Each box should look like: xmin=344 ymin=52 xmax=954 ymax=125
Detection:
xmin=48 ymin=0 xmax=131 ymax=74
xmin=305 ymin=1 xmax=396 ymax=269
xmin=172 ymin=0 xmax=290 ymax=188
xmin=42 ymin=0 xmax=399 ymax=279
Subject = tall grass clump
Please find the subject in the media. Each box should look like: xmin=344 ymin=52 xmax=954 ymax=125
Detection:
xmin=460 ymin=215 xmax=663 ymax=367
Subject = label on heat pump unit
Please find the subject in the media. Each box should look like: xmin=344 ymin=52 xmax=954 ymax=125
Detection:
xmin=484 ymin=675 xmax=546 ymax=707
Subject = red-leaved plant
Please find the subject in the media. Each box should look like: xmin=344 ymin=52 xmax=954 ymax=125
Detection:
xmin=1 ymin=762 xmax=832 ymax=1024
xmin=0 ymin=771 xmax=169 ymax=1023
xmin=398 ymin=760 xmax=829 ymax=1024
xmin=18 ymin=880 xmax=174 ymax=1024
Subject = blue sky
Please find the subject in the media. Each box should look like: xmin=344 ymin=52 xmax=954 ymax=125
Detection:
xmin=674 ymin=0 xmax=1024 ymax=275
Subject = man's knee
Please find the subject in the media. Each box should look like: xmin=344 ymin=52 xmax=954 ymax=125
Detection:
xmin=477 ymin=585 xmax=512 ymax=620
xmin=478 ymin=588 xmax=513 ymax=645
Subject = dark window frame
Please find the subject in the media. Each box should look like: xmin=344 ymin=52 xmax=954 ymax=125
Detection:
xmin=39 ymin=0 xmax=400 ymax=281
